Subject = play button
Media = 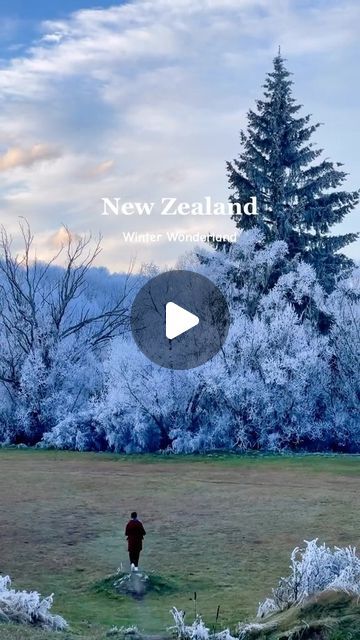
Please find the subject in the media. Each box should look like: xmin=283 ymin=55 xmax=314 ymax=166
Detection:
xmin=130 ymin=270 xmax=230 ymax=370
xmin=165 ymin=302 xmax=199 ymax=340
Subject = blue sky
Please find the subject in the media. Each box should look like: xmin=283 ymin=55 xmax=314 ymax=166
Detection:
xmin=0 ymin=0 xmax=116 ymax=15
xmin=0 ymin=1 xmax=123 ymax=58
xmin=0 ymin=0 xmax=359 ymax=271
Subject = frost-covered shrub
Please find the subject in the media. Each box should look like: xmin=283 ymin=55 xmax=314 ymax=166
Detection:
xmin=0 ymin=388 xmax=14 ymax=445
xmin=95 ymin=340 xmax=169 ymax=452
xmin=326 ymin=268 xmax=360 ymax=449
xmin=41 ymin=409 xmax=107 ymax=451
xmin=13 ymin=340 xmax=105 ymax=445
xmin=0 ymin=574 xmax=67 ymax=630
xmin=170 ymin=607 xmax=235 ymax=640
xmin=256 ymin=539 xmax=360 ymax=618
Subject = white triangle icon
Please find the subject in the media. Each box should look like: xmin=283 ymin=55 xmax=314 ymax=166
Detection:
xmin=166 ymin=302 xmax=199 ymax=340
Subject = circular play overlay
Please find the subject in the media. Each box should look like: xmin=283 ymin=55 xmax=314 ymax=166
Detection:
xmin=130 ymin=270 xmax=230 ymax=370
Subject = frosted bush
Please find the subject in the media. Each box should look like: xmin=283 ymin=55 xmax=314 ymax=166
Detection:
xmin=256 ymin=539 xmax=360 ymax=618
xmin=0 ymin=575 xmax=68 ymax=630
xmin=106 ymin=625 xmax=141 ymax=638
xmin=41 ymin=410 xmax=106 ymax=451
xmin=170 ymin=608 xmax=235 ymax=640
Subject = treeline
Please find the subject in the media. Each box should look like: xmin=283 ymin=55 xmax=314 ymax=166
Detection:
xmin=0 ymin=53 xmax=359 ymax=453
xmin=0 ymin=226 xmax=359 ymax=453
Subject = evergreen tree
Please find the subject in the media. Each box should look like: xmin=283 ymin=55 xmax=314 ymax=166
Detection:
xmin=227 ymin=52 xmax=359 ymax=291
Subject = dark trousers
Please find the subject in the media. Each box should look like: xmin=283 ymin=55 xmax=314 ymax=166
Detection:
xmin=129 ymin=549 xmax=141 ymax=567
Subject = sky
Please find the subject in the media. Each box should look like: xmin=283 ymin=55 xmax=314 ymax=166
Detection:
xmin=0 ymin=0 xmax=359 ymax=272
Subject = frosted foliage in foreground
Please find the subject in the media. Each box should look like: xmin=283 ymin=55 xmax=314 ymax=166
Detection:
xmin=257 ymin=539 xmax=360 ymax=618
xmin=0 ymin=575 xmax=68 ymax=630
xmin=171 ymin=541 xmax=360 ymax=640
xmin=170 ymin=607 xmax=236 ymax=640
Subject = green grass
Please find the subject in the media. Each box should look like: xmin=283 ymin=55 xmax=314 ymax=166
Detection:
xmin=0 ymin=449 xmax=359 ymax=639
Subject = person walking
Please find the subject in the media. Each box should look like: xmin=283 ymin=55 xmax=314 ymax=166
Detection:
xmin=125 ymin=511 xmax=146 ymax=571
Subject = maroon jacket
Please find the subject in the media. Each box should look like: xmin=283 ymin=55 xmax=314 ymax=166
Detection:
xmin=125 ymin=519 xmax=146 ymax=552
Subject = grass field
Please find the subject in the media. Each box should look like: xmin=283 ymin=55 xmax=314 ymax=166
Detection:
xmin=0 ymin=450 xmax=359 ymax=639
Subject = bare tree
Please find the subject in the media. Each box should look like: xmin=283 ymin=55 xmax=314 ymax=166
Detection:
xmin=0 ymin=220 xmax=132 ymax=441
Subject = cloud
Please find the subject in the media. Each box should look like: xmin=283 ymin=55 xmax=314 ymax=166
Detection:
xmin=0 ymin=144 xmax=60 ymax=172
xmin=50 ymin=227 xmax=81 ymax=248
xmin=41 ymin=33 xmax=65 ymax=44
xmin=0 ymin=0 xmax=358 ymax=270
xmin=83 ymin=159 xmax=115 ymax=179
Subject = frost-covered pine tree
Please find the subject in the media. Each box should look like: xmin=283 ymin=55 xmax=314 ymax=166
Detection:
xmin=227 ymin=52 xmax=359 ymax=291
